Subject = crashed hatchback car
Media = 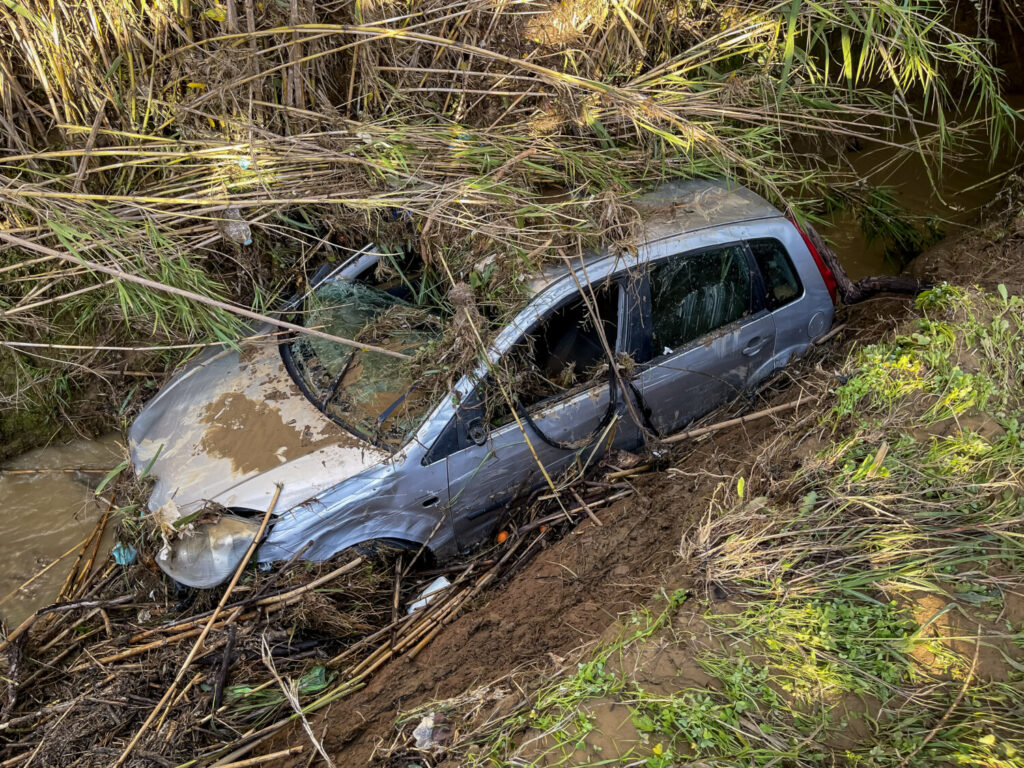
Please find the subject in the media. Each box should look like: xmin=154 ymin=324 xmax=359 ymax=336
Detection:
xmin=130 ymin=180 xmax=837 ymax=587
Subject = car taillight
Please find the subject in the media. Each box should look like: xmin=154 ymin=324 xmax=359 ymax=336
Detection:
xmin=788 ymin=217 xmax=838 ymax=305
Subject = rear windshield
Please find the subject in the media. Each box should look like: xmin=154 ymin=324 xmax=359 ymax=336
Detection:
xmin=286 ymin=280 xmax=443 ymax=449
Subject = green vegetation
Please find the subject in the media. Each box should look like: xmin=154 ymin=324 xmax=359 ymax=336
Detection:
xmin=856 ymin=185 xmax=945 ymax=268
xmin=411 ymin=284 xmax=1024 ymax=766
xmin=1 ymin=0 xmax=1019 ymax=455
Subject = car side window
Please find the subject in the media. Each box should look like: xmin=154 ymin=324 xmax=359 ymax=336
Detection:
xmin=749 ymin=238 xmax=802 ymax=310
xmin=422 ymin=280 xmax=620 ymax=464
xmin=650 ymin=244 xmax=751 ymax=356
xmin=483 ymin=281 xmax=619 ymax=427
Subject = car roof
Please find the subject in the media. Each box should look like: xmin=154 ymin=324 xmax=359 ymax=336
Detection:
xmin=526 ymin=179 xmax=781 ymax=295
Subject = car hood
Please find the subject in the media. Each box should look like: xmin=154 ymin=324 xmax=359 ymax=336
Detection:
xmin=129 ymin=339 xmax=388 ymax=515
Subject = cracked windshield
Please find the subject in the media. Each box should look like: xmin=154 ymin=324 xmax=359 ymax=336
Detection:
xmin=288 ymin=262 xmax=446 ymax=448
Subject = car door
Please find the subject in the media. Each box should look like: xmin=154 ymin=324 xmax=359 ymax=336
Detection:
xmin=439 ymin=277 xmax=640 ymax=548
xmin=631 ymin=240 xmax=775 ymax=436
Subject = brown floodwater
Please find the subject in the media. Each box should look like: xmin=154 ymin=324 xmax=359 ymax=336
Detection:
xmin=823 ymin=96 xmax=1024 ymax=279
xmin=0 ymin=434 xmax=124 ymax=626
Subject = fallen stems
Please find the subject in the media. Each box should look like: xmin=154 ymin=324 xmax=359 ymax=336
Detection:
xmin=0 ymin=595 xmax=133 ymax=656
xmin=660 ymin=398 xmax=812 ymax=445
xmin=111 ymin=487 xmax=283 ymax=768
xmin=518 ymin=490 xmax=634 ymax=535
xmin=130 ymin=556 xmax=365 ymax=642
xmin=214 ymin=746 xmax=304 ymax=768
xmin=0 ymin=231 xmax=410 ymax=362
xmin=2 ymin=457 xmax=675 ymax=766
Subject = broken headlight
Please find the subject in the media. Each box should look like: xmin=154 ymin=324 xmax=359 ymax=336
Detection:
xmin=156 ymin=514 xmax=261 ymax=588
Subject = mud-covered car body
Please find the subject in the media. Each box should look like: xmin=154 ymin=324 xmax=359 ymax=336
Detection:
xmin=130 ymin=180 xmax=836 ymax=587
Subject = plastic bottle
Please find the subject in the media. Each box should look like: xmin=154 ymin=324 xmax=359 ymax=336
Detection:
xmin=217 ymin=206 xmax=252 ymax=245
xmin=406 ymin=576 xmax=451 ymax=614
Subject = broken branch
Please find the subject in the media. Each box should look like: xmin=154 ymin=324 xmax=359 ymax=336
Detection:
xmin=0 ymin=231 xmax=411 ymax=360
xmin=660 ymin=398 xmax=811 ymax=445
xmin=110 ymin=485 xmax=282 ymax=768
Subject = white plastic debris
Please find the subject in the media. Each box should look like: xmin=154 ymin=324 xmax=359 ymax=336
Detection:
xmin=412 ymin=713 xmax=451 ymax=750
xmin=153 ymin=499 xmax=183 ymax=528
xmin=406 ymin=576 xmax=451 ymax=614
xmin=217 ymin=206 xmax=252 ymax=245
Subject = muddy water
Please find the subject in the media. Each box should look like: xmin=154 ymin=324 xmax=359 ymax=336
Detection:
xmin=823 ymin=97 xmax=1024 ymax=279
xmin=0 ymin=434 xmax=124 ymax=626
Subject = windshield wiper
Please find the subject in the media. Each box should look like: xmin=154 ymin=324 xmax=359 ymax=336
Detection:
xmin=376 ymin=384 xmax=415 ymax=430
xmin=320 ymin=351 xmax=356 ymax=411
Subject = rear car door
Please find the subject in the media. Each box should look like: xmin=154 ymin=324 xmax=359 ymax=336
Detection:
xmin=631 ymin=240 xmax=775 ymax=436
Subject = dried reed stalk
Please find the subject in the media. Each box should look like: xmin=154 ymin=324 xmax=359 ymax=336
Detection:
xmin=111 ymin=485 xmax=283 ymax=768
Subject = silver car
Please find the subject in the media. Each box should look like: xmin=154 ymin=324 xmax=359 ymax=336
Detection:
xmin=130 ymin=180 xmax=836 ymax=587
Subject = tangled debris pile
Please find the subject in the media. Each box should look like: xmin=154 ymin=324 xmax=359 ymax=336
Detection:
xmin=0 ymin=437 xmax=661 ymax=766
xmin=0 ymin=536 xmax=389 ymax=766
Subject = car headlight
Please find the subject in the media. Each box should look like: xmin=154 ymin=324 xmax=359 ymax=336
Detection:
xmin=156 ymin=515 xmax=261 ymax=588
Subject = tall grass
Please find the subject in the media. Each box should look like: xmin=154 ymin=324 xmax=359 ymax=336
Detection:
xmin=0 ymin=0 xmax=1018 ymax=451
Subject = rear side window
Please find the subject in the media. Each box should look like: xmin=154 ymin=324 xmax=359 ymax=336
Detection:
xmin=650 ymin=244 xmax=751 ymax=355
xmin=749 ymin=238 xmax=802 ymax=310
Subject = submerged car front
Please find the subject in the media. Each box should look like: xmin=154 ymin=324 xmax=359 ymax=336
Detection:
xmin=129 ymin=273 xmax=446 ymax=587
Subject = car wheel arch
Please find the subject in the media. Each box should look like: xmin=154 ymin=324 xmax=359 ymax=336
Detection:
xmin=255 ymin=509 xmax=452 ymax=565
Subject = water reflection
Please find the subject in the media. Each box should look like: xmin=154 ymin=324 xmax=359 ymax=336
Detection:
xmin=823 ymin=97 xmax=1024 ymax=279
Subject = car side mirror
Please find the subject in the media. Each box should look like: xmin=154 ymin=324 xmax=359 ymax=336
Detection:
xmin=466 ymin=416 xmax=488 ymax=446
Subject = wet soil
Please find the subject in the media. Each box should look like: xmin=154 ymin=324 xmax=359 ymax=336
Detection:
xmin=906 ymin=207 xmax=1024 ymax=294
xmin=273 ymin=383 xmax=845 ymax=764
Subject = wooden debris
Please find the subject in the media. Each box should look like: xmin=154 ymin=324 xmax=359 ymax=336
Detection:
xmin=0 ymin=455 xmax=642 ymax=768
xmin=660 ymin=398 xmax=811 ymax=445
xmin=215 ymin=745 xmax=304 ymax=768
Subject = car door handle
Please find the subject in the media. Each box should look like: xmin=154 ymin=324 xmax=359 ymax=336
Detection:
xmin=742 ymin=336 xmax=769 ymax=356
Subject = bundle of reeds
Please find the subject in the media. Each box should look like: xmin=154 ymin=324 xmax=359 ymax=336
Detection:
xmin=0 ymin=0 xmax=1016 ymax=452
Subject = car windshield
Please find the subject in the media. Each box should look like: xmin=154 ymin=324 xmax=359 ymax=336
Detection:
xmin=287 ymin=279 xmax=443 ymax=449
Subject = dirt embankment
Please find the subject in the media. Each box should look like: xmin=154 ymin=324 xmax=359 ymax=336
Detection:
xmin=276 ymin=216 xmax=1024 ymax=766
xmin=907 ymin=204 xmax=1024 ymax=293
xmin=282 ymin=447 xmax=733 ymax=763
